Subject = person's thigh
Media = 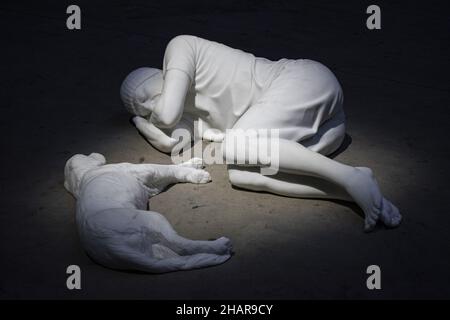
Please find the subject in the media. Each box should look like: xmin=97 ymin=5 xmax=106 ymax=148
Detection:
xmin=301 ymin=109 xmax=346 ymax=155
xmin=232 ymin=59 xmax=345 ymax=147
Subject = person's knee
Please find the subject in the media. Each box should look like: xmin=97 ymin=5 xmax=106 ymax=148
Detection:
xmin=228 ymin=169 xmax=245 ymax=186
xmin=228 ymin=169 xmax=266 ymax=189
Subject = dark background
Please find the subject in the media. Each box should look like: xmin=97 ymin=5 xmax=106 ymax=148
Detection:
xmin=0 ymin=0 xmax=449 ymax=299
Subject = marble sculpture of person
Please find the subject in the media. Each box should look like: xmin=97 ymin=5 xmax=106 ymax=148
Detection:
xmin=120 ymin=35 xmax=402 ymax=232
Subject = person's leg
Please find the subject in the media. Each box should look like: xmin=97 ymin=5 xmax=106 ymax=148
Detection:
xmin=223 ymin=136 xmax=401 ymax=231
xmin=301 ymin=109 xmax=346 ymax=155
xmin=225 ymin=84 xmax=350 ymax=202
xmin=228 ymin=165 xmax=351 ymax=201
xmin=225 ymin=59 xmax=400 ymax=231
xmin=227 ymin=104 xmax=349 ymax=201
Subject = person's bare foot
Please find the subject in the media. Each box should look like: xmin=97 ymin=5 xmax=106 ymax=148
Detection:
xmin=379 ymin=197 xmax=402 ymax=228
xmin=345 ymin=167 xmax=401 ymax=232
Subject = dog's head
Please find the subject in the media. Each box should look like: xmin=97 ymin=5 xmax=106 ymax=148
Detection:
xmin=64 ymin=153 xmax=106 ymax=197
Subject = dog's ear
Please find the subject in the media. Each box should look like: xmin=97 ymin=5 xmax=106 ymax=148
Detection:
xmin=89 ymin=153 xmax=106 ymax=165
xmin=64 ymin=155 xmax=85 ymax=197
xmin=64 ymin=153 xmax=105 ymax=197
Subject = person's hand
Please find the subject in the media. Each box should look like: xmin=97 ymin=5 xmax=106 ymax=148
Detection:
xmin=135 ymin=94 xmax=160 ymax=116
xmin=147 ymin=94 xmax=161 ymax=113
xmin=132 ymin=115 xmax=150 ymax=127
xmin=132 ymin=116 xmax=178 ymax=153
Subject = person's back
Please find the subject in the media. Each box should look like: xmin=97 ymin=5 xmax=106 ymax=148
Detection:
xmin=163 ymin=35 xmax=287 ymax=130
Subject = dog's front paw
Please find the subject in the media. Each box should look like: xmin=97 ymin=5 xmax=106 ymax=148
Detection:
xmin=179 ymin=158 xmax=204 ymax=169
xmin=186 ymin=169 xmax=211 ymax=184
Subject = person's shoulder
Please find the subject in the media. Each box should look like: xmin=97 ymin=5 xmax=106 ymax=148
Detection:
xmin=164 ymin=35 xmax=199 ymax=56
xmin=167 ymin=35 xmax=197 ymax=47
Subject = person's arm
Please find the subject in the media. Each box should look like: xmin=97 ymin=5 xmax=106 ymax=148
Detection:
xmin=150 ymin=69 xmax=191 ymax=128
xmin=132 ymin=116 xmax=178 ymax=153
xmin=133 ymin=113 xmax=194 ymax=154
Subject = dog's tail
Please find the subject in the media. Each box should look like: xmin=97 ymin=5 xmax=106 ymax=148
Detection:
xmin=64 ymin=153 xmax=106 ymax=198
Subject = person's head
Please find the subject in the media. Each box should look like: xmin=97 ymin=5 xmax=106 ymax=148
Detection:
xmin=120 ymin=67 xmax=163 ymax=117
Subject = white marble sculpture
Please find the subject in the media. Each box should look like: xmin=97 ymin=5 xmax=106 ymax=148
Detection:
xmin=64 ymin=153 xmax=232 ymax=273
xmin=121 ymin=35 xmax=402 ymax=231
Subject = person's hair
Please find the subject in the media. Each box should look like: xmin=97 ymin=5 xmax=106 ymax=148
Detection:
xmin=120 ymin=68 xmax=160 ymax=115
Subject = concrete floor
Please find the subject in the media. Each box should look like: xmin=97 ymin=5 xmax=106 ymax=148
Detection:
xmin=1 ymin=0 xmax=449 ymax=299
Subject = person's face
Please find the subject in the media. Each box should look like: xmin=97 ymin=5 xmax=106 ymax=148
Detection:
xmin=134 ymin=73 xmax=163 ymax=117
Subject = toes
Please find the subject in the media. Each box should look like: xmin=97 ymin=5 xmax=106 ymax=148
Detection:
xmin=378 ymin=198 xmax=401 ymax=227
xmin=379 ymin=199 xmax=391 ymax=221
xmin=364 ymin=206 xmax=380 ymax=232
xmin=383 ymin=200 xmax=402 ymax=227
xmin=391 ymin=204 xmax=402 ymax=224
xmin=364 ymin=216 xmax=377 ymax=232
xmin=365 ymin=198 xmax=402 ymax=231
xmin=390 ymin=210 xmax=402 ymax=227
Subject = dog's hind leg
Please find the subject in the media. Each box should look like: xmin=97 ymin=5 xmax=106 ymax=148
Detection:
xmin=115 ymin=249 xmax=231 ymax=273
xmin=93 ymin=208 xmax=232 ymax=258
xmin=155 ymin=252 xmax=231 ymax=272
xmin=141 ymin=210 xmax=232 ymax=256
xmin=83 ymin=208 xmax=232 ymax=273
xmin=162 ymin=233 xmax=232 ymax=256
